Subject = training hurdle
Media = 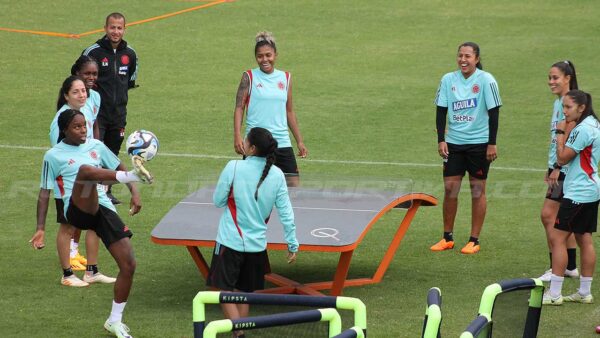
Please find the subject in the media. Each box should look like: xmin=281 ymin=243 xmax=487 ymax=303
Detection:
xmin=153 ymin=186 xmax=437 ymax=296
xmin=193 ymin=291 xmax=366 ymax=337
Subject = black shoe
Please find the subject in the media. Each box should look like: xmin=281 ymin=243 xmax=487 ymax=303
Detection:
xmin=106 ymin=192 xmax=122 ymax=205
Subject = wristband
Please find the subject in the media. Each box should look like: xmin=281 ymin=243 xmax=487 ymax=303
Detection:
xmin=553 ymin=162 xmax=562 ymax=170
xmin=555 ymin=129 xmax=565 ymax=135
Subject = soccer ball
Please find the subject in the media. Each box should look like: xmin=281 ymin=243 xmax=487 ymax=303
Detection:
xmin=126 ymin=130 xmax=159 ymax=161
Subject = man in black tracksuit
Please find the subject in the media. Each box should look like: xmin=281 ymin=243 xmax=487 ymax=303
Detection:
xmin=82 ymin=12 xmax=138 ymax=204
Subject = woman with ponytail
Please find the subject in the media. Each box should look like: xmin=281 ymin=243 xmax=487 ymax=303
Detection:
xmin=210 ymin=127 xmax=299 ymax=337
xmin=233 ymin=31 xmax=308 ymax=187
xmin=544 ymin=90 xmax=600 ymax=305
xmin=432 ymin=42 xmax=502 ymax=254
xmin=538 ymin=60 xmax=580 ymax=282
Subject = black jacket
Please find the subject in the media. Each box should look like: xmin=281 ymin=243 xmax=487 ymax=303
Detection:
xmin=82 ymin=36 xmax=138 ymax=127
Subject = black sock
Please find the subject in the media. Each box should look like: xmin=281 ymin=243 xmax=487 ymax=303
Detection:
xmin=549 ymin=252 xmax=553 ymax=269
xmin=443 ymin=232 xmax=453 ymax=241
xmin=63 ymin=268 xmax=74 ymax=277
xmin=567 ymin=248 xmax=577 ymax=271
xmin=469 ymin=236 xmax=479 ymax=245
xmin=86 ymin=264 xmax=98 ymax=274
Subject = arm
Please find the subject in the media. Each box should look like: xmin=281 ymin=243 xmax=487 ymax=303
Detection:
xmin=116 ymin=162 xmax=141 ymax=215
xmin=286 ymin=79 xmax=308 ymax=158
xmin=30 ymin=188 xmax=51 ymax=249
xmin=213 ymin=161 xmax=235 ymax=208
xmin=233 ymin=73 xmax=250 ymax=155
xmin=436 ymin=106 xmax=448 ymax=158
xmin=128 ymin=50 xmax=138 ymax=89
xmin=486 ymin=106 xmax=500 ymax=161
xmin=275 ymin=179 xmax=299 ymax=258
xmin=556 ymin=130 xmax=578 ymax=166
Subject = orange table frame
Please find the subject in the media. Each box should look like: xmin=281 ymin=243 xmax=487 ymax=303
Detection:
xmin=151 ymin=193 xmax=437 ymax=296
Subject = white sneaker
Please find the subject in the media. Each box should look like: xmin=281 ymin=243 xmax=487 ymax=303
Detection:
xmin=83 ymin=272 xmax=116 ymax=284
xmin=131 ymin=155 xmax=153 ymax=184
xmin=538 ymin=269 xmax=552 ymax=282
xmin=542 ymin=292 xmax=563 ymax=306
xmin=564 ymin=291 xmax=594 ymax=304
xmin=104 ymin=320 xmax=132 ymax=338
xmin=565 ymin=268 xmax=580 ymax=278
xmin=60 ymin=274 xmax=89 ymax=287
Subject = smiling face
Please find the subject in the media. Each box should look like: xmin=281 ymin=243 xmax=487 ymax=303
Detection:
xmin=548 ymin=66 xmax=570 ymax=97
xmin=77 ymin=62 xmax=98 ymax=89
xmin=104 ymin=16 xmax=125 ymax=47
xmin=255 ymin=44 xmax=277 ymax=74
xmin=562 ymin=95 xmax=585 ymax=123
xmin=457 ymin=45 xmax=479 ymax=78
xmin=64 ymin=80 xmax=87 ymax=109
xmin=63 ymin=114 xmax=87 ymax=145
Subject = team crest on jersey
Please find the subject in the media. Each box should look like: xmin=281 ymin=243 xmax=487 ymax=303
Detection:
xmin=278 ymin=81 xmax=285 ymax=90
xmin=90 ymin=151 xmax=98 ymax=160
xmin=452 ymin=98 xmax=478 ymax=111
xmin=472 ymin=84 xmax=480 ymax=94
xmin=121 ymin=55 xmax=130 ymax=65
xmin=101 ymin=57 xmax=109 ymax=67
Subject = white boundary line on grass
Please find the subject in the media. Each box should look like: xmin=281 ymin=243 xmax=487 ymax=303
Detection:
xmin=0 ymin=144 xmax=544 ymax=172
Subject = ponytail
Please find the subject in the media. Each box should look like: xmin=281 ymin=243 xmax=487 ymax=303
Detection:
xmin=551 ymin=60 xmax=578 ymax=90
xmin=246 ymin=127 xmax=278 ymax=200
xmin=565 ymin=90 xmax=597 ymax=124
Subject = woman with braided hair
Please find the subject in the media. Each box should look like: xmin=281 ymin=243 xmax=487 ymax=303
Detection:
xmin=209 ymin=127 xmax=299 ymax=337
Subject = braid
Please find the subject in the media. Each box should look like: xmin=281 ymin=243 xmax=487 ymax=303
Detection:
xmin=254 ymin=138 xmax=278 ymax=201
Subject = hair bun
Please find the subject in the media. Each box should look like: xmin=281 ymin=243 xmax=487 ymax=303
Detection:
xmin=256 ymin=31 xmax=275 ymax=44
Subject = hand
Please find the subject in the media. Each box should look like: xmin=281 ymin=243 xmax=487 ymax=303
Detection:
xmin=297 ymin=142 xmax=308 ymax=158
xmin=129 ymin=192 xmax=142 ymax=216
xmin=234 ymin=134 xmax=245 ymax=155
xmin=29 ymin=230 xmax=45 ymax=250
xmin=547 ymin=168 xmax=560 ymax=187
xmin=438 ymin=142 xmax=448 ymax=159
xmin=486 ymin=145 xmax=497 ymax=162
xmin=287 ymin=251 xmax=297 ymax=264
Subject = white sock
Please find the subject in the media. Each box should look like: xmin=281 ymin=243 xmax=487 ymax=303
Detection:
xmin=549 ymin=274 xmax=564 ymax=298
xmin=108 ymin=300 xmax=127 ymax=323
xmin=579 ymin=276 xmax=593 ymax=296
xmin=70 ymin=240 xmax=78 ymax=258
xmin=116 ymin=171 xmax=140 ymax=184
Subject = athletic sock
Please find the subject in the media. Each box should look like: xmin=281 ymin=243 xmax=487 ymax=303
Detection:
xmin=108 ymin=300 xmax=127 ymax=323
xmin=63 ymin=268 xmax=74 ymax=277
xmin=548 ymin=252 xmax=553 ymax=269
xmin=549 ymin=274 xmax=564 ymax=298
xmin=443 ymin=232 xmax=453 ymax=241
xmin=86 ymin=264 xmax=98 ymax=275
xmin=116 ymin=171 xmax=141 ymax=184
xmin=579 ymin=276 xmax=593 ymax=296
xmin=566 ymin=248 xmax=577 ymax=271
xmin=70 ymin=239 xmax=78 ymax=258
xmin=468 ymin=236 xmax=479 ymax=245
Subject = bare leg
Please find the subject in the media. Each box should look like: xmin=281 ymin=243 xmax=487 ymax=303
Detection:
xmin=443 ymin=176 xmax=462 ymax=232
xmin=72 ymin=228 xmax=82 ymax=248
xmin=70 ymin=165 xmax=118 ymax=215
xmin=107 ymin=237 xmax=136 ymax=302
xmin=469 ymin=177 xmax=487 ymax=238
xmin=541 ymin=199 xmax=577 ymax=266
xmin=85 ymin=230 xmax=100 ymax=265
xmin=57 ymin=223 xmax=74 ymax=270
xmin=575 ymin=233 xmax=596 ymax=277
xmin=550 ymin=229 xmax=571 ymax=276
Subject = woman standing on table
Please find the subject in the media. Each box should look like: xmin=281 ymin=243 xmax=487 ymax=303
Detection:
xmin=544 ymin=90 xmax=600 ymax=305
xmin=431 ymin=42 xmax=502 ymax=254
xmin=233 ymin=31 xmax=308 ymax=187
xmin=208 ymin=127 xmax=298 ymax=338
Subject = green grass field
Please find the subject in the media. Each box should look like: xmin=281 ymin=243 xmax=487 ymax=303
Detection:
xmin=2 ymin=0 xmax=600 ymax=336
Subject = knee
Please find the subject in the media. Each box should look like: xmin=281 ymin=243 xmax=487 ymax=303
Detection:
xmin=121 ymin=257 xmax=136 ymax=276
xmin=76 ymin=165 xmax=95 ymax=180
xmin=444 ymin=183 xmax=460 ymax=198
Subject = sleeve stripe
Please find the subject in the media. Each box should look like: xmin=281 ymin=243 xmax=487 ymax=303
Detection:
xmin=42 ymin=160 xmax=49 ymax=189
xmin=82 ymin=44 xmax=100 ymax=56
xmin=434 ymin=85 xmax=441 ymax=105
xmin=490 ymin=82 xmax=501 ymax=107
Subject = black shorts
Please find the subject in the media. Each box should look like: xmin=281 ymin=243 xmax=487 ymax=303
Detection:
xmin=65 ymin=199 xmax=132 ymax=248
xmin=99 ymin=124 xmax=125 ymax=156
xmin=206 ymin=243 xmax=269 ymax=292
xmin=555 ymin=198 xmax=599 ymax=234
xmin=275 ymin=147 xmax=299 ymax=176
xmin=55 ymin=198 xmax=68 ymax=224
xmin=545 ymin=168 xmax=566 ymax=201
xmin=443 ymin=143 xmax=490 ymax=179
